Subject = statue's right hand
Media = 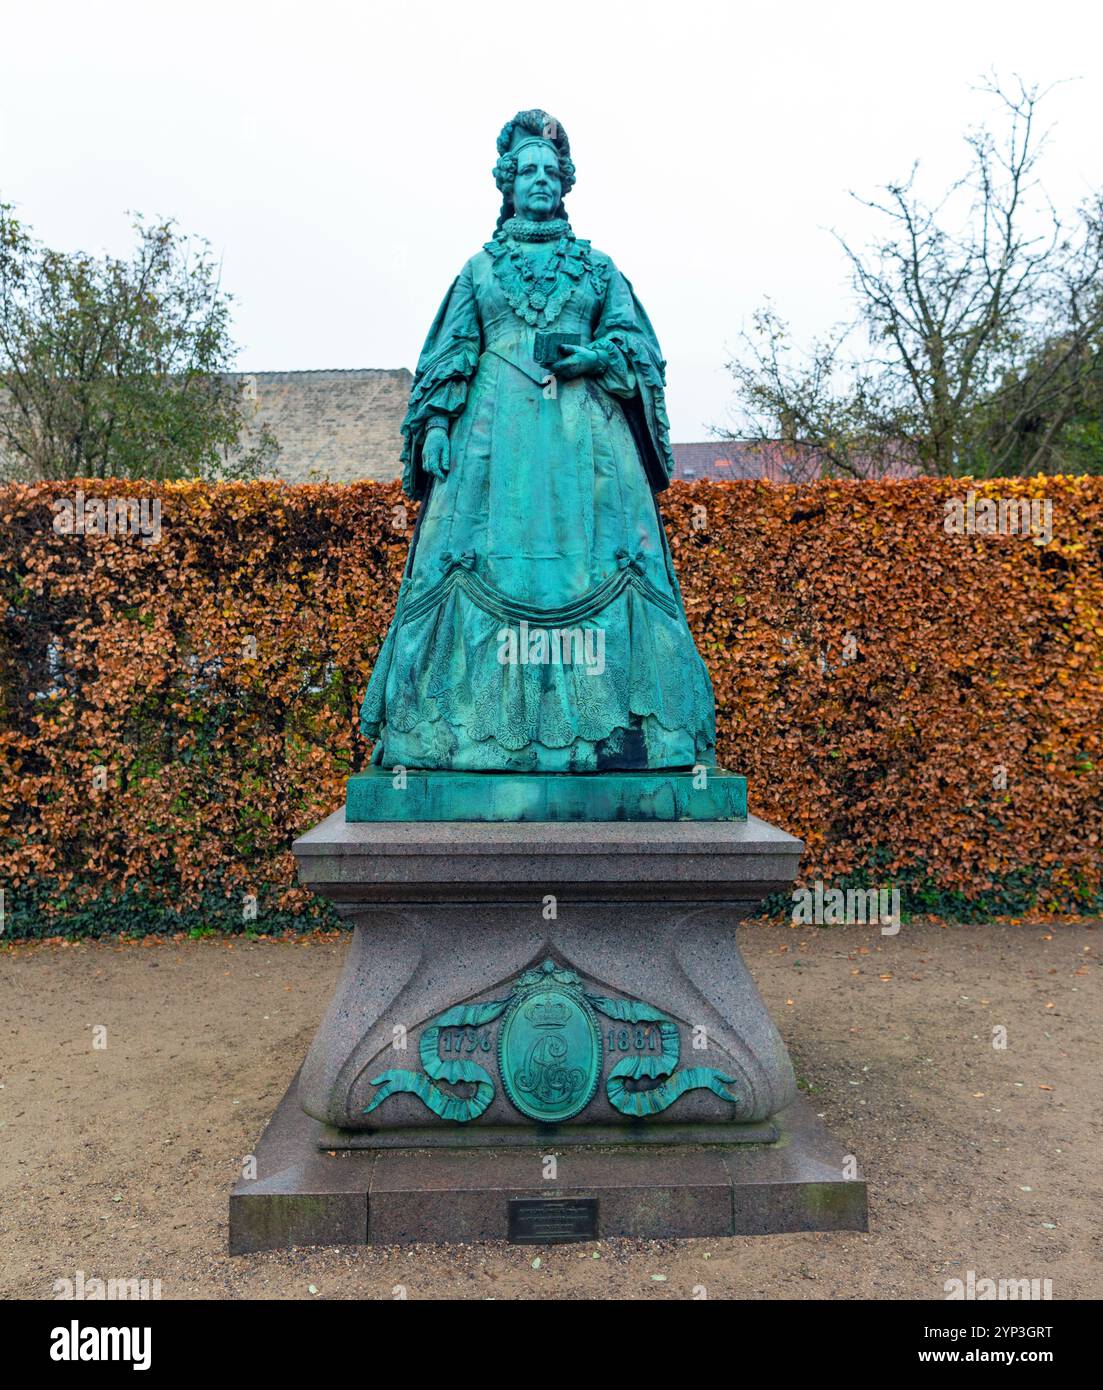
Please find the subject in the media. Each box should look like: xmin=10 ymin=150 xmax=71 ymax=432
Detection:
xmin=423 ymin=426 xmax=450 ymax=481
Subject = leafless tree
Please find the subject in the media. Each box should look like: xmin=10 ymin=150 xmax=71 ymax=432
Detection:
xmin=725 ymin=77 xmax=1103 ymax=479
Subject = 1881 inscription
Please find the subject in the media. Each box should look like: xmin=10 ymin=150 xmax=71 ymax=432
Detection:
xmin=508 ymin=1198 xmax=598 ymax=1244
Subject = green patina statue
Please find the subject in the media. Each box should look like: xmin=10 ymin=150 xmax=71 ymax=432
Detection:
xmin=360 ymin=109 xmax=716 ymax=773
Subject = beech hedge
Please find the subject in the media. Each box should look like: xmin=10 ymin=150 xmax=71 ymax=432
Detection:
xmin=1 ymin=476 xmax=1099 ymax=935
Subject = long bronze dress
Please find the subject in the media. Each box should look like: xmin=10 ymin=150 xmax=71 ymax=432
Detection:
xmin=360 ymin=220 xmax=716 ymax=772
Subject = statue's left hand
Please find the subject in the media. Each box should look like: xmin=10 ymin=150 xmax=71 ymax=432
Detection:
xmin=422 ymin=426 xmax=450 ymax=481
xmin=554 ymin=346 xmax=602 ymax=380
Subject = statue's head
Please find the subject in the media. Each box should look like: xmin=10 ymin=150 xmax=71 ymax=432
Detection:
xmin=493 ymin=110 xmax=575 ymax=228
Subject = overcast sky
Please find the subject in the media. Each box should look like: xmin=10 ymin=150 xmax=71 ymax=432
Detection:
xmin=2 ymin=0 xmax=1101 ymax=438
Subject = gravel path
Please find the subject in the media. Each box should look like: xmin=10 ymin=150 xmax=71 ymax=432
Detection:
xmin=1 ymin=920 xmax=1098 ymax=1300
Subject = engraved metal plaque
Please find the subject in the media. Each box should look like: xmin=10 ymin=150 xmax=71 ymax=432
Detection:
xmin=508 ymin=1197 xmax=598 ymax=1244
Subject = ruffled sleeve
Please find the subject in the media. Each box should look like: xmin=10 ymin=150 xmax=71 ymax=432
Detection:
xmin=589 ymin=264 xmax=675 ymax=491
xmin=400 ymin=260 xmax=482 ymax=499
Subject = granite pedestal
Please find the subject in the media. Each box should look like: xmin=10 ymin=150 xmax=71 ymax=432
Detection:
xmin=230 ymin=806 xmax=868 ymax=1251
xmin=230 ymin=1074 xmax=867 ymax=1252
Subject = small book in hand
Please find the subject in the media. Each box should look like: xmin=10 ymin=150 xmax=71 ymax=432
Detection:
xmin=533 ymin=332 xmax=582 ymax=369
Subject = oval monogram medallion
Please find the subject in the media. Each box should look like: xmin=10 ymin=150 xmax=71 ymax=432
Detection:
xmin=499 ymin=985 xmax=602 ymax=1123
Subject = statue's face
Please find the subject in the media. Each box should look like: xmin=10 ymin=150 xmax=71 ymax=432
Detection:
xmin=512 ymin=145 xmax=562 ymax=221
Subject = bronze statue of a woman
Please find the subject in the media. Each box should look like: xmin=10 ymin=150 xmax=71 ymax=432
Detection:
xmin=360 ymin=109 xmax=716 ymax=773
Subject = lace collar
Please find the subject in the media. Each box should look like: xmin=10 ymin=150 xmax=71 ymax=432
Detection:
xmin=497 ymin=216 xmax=570 ymax=242
xmin=484 ymin=229 xmax=606 ymax=328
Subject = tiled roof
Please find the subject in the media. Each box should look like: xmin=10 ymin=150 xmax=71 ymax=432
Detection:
xmin=672 ymin=440 xmax=921 ymax=483
xmin=672 ymin=442 xmax=771 ymax=481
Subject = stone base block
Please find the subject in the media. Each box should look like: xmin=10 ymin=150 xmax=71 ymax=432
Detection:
xmin=229 ymin=1070 xmax=868 ymax=1254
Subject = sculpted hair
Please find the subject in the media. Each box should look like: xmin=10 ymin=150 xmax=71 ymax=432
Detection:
xmin=492 ymin=108 xmax=576 ymax=229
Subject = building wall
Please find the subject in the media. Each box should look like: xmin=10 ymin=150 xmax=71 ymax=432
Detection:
xmin=235 ymin=368 xmax=411 ymax=484
xmin=13 ymin=370 xmax=914 ymax=486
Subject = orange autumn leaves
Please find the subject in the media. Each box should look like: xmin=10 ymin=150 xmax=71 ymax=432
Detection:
xmin=0 ymin=474 xmax=1100 ymax=928
xmin=0 ymin=479 xmax=409 ymax=922
xmin=665 ymin=475 xmax=1103 ymax=909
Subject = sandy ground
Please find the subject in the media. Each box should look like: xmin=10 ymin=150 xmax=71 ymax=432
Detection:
xmin=1 ymin=919 xmax=1099 ymax=1301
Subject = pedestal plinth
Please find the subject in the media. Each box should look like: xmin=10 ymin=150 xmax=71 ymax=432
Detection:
xmin=230 ymin=807 xmax=868 ymax=1251
xmin=345 ymin=766 xmax=748 ymax=821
